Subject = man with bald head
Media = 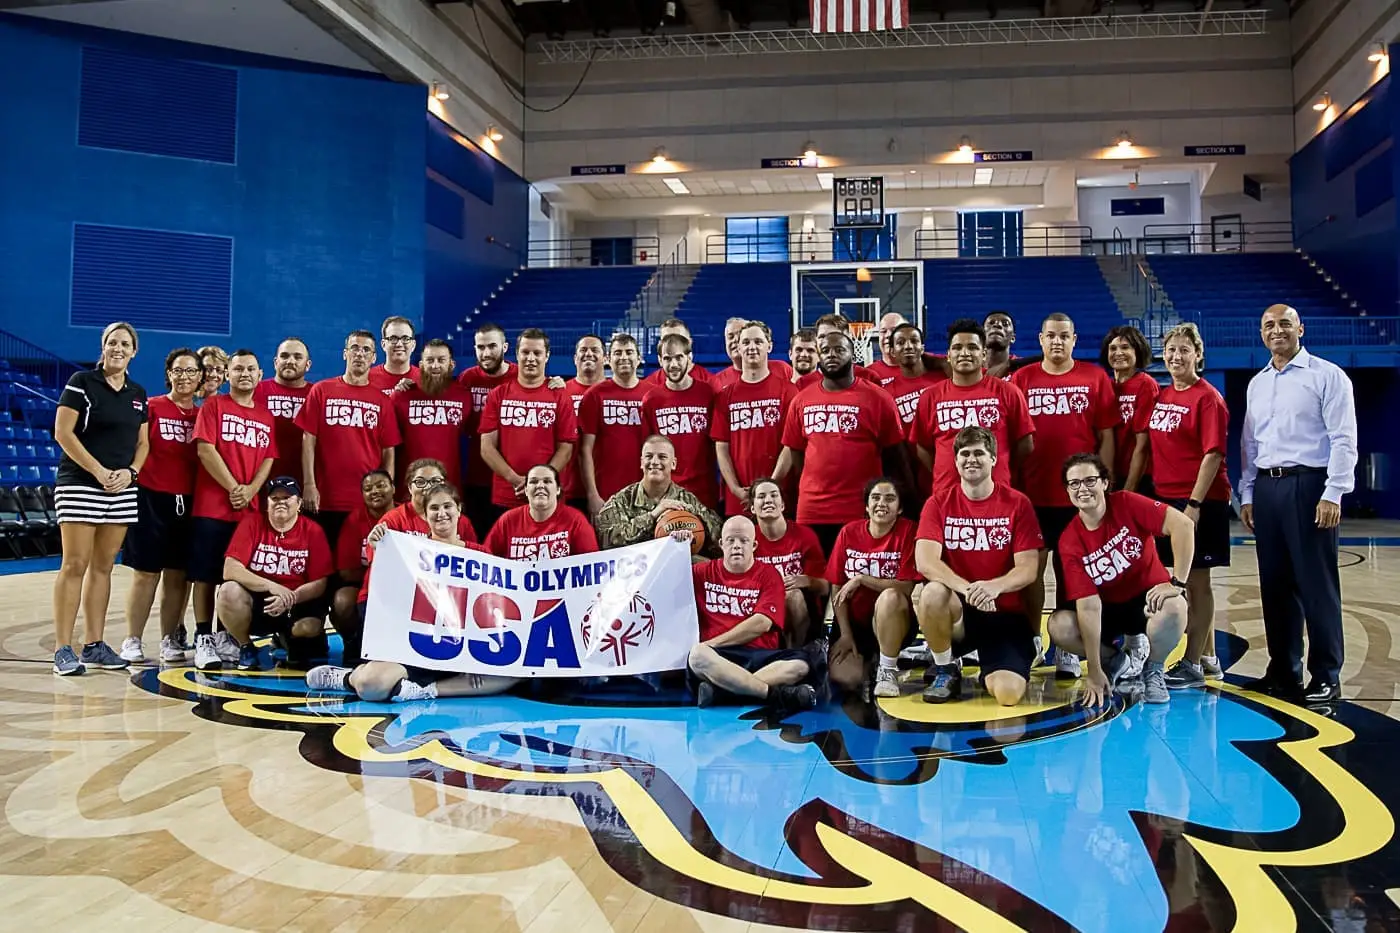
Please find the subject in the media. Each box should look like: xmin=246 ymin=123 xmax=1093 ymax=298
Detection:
xmin=1240 ymin=304 xmax=1357 ymax=705
xmin=687 ymin=515 xmax=821 ymax=711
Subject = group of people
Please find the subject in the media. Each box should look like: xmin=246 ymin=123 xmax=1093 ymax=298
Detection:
xmin=48 ymin=299 xmax=1357 ymax=711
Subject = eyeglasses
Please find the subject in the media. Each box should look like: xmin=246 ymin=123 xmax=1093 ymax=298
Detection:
xmin=169 ymin=367 xmax=202 ymax=376
xmin=346 ymin=346 xmax=375 ymax=356
xmin=1065 ymin=476 xmax=1104 ymax=491
xmin=410 ymin=476 xmax=445 ymax=489
xmin=383 ymin=335 xmax=415 ymax=345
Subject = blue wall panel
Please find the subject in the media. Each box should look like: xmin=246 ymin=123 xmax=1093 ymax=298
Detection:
xmin=71 ymin=224 xmax=234 ymax=333
xmin=0 ymin=15 xmax=424 ymax=392
xmin=421 ymin=115 xmax=528 ymax=342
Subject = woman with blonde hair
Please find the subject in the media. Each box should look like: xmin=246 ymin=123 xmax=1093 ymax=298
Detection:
xmin=51 ymin=321 xmax=149 ymax=675
xmin=196 ymin=345 xmax=229 ymax=399
xmin=1150 ymin=322 xmax=1231 ymax=689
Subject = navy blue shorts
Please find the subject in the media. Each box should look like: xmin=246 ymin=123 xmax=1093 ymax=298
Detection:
xmin=187 ymin=517 xmax=240 ymax=585
xmin=122 ymin=488 xmax=192 ymax=574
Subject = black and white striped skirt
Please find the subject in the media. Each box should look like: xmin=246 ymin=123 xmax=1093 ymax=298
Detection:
xmin=54 ymin=485 xmax=139 ymax=525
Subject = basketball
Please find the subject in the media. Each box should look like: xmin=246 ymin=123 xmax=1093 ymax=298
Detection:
xmin=655 ymin=508 xmax=705 ymax=554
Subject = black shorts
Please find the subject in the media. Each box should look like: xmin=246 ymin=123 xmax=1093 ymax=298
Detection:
xmin=1099 ymin=592 xmax=1150 ymax=641
xmin=1156 ymin=498 xmax=1232 ymax=570
xmin=806 ymin=523 xmax=844 ymax=558
xmin=187 ymin=517 xmax=240 ymax=584
xmin=686 ymin=645 xmax=813 ymax=694
xmin=952 ymin=602 xmax=1036 ymax=682
xmin=249 ymin=595 xmax=328 ymax=638
xmin=1034 ymin=505 xmax=1079 ymax=609
xmin=122 ymin=488 xmax=193 ymax=573
xmin=310 ymin=510 xmax=349 ymax=555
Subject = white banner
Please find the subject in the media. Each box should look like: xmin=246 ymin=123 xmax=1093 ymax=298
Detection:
xmin=362 ymin=532 xmax=699 ymax=677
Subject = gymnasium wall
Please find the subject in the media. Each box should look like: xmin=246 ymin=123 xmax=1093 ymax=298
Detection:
xmin=522 ymin=33 xmax=1294 ymax=179
xmin=1293 ymin=0 xmax=1399 ymax=148
xmin=0 ymin=14 xmax=426 ymax=393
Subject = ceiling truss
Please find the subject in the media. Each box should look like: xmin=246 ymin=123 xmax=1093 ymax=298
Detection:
xmin=536 ymin=10 xmax=1269 ymax=63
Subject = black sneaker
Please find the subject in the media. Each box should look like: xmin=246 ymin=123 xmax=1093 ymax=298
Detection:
xmin=768 ymin=684 xmax=817 ymax=713
xmin=696 ymin=682 xmax=716 ymax=708
xmin=921 ymin=663 xmax=962 ymax=703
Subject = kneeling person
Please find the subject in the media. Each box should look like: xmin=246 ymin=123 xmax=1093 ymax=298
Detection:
xmin=688 ymin=516 xmax=820 ymax=712
xmin=751 ymin=478 xmax=829 ymax=647
xmin=1048 ymin=454 xmax=1194 ymax=706
xmin=828 ymin=479 xmax=919 ymax=697
xmin=206 ymin=476 xmax=333 ymax=671
xmin=915 ymin=427 xmax=1044 ymax=705
xmin=308 ymin=483 xmax=518 ymax=702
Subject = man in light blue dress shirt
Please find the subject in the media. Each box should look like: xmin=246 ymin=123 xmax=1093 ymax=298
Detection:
xmin=1239 ymin=304 xmax=1358 ymax=705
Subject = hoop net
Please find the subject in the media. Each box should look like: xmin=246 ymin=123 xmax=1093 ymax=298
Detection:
xmin=848 ymin=321 xmax=876 ymax=366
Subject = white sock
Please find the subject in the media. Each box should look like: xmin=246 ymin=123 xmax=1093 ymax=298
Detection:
xmin=879 ymin=654 xmax=898 ymax=671
xmin=1201 ymin=654 xmax=1218 ymax=664
xmin=932 ymin=648 xmax=953 ymax=666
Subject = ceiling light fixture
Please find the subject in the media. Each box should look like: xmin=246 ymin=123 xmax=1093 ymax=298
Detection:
xmin=973 ymin=167 xmax=993 ymax=186
xmin=651 ymin=146 xmax=668 ymax=163
xmin=802 ymin=140 xmax=818 ymax=161
xmin=1369 ymin=42 xmax=1388 ymax=62
xmin=1115 ymin=131 xmax=1133 ymax=149
xmin=487 ymin=125 xmax=504 ymax=142
xmin=1313 ymin=92 xmax=1332 ymax=111
xmin=430 ymin=81 xmax=449 ymax=101
xmin=958 ymin=136 xmax=973 ymax=154
xmin=663 ymin=177 xmax=690 ymax=195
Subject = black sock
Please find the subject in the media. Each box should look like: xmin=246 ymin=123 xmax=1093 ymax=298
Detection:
xmin=85 ymin=641 xmax=100 ymax=650
xmin=195 ymin=621 xmax=213 ymax=636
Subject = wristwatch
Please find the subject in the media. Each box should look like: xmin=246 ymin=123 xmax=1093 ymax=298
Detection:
xmin=127 ymin=467 xmax=139 ymax=482
xmin=1169 ymin=576 xmax=1188 ymax=590
xmin=1186 ymin=498 xmax=1202 ymax=509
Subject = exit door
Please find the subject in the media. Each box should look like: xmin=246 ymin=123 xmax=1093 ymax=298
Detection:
xmin=1210 ymin=213 xmax=1244 ymax=253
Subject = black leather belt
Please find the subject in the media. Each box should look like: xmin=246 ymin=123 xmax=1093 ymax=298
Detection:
xmin=1263 ymin=466 xmax=1326 ymax=478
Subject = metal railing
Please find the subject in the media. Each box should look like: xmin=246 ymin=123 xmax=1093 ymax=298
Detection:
xmin=0 ymin=328 xmax=82 ymax=397
xmin=913 ymin=225 xmax=1094 ymax=258
xmin=1177 ymin=313 xmax=1400 ymax=348
xmin=527 ymin=236 xmax=662 ymax=267
xmin=633 ymin=236 xmax=689 ymax=322
xmin=705 ymin=231 xmax=839 ymax=264
xmin=1139 ymin=222 xmax=1293 ymax=255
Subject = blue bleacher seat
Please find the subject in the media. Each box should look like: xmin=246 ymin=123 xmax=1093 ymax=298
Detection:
xmin=18 ymin=465 xmax=41 ymax=484
xmin=41 ymin=444 xmax=58 ymax=462
xmin=0 ymin=465 xmax=16 ymax=484
xmin=0 ymin=412 xmax=9 ymax=423
xmin=17 ymin=444 xmax=37 ymax=462
xmin=13 ymin=427 xmax=31 ymax=442
xmin=0 ymin=427 xmax=11 ymax=442
xmin=1 ymin=443 xmax=16 ymax=462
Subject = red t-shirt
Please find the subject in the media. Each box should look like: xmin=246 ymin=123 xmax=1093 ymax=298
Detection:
xmin=457 ymin=363 xmax=517 ymax=488
xmin=192 ymin=395 xmax=278 ymax=522
xmin=560 ymin=377 xmax=600 ymax=499
xmin=476 ymin=380 xmax=578 ymax=507
xmin=908 ymin=376 xmax=1036 ymax=497
xmin=379 ymin=500 xmax=480 ymax=543
xmin=754 ymin=522 xmax=826 ymax=580
xmin=336 ymin=504 xmax=387 ymax=577
xmin=712 ymin=360 xmax=793 ymax=393
xmin=294 ymin=379 xmax=401 ymax=512
xmin=393 ymin=384 xmax=473 ymax=491
xmin=645 ymin=363 xmax=712 ymax=387
xmin=782 ymin=380 xmax=905 ymax=525
xmin=692 ymin=559 xmax=786 ymax=650
xmin=710 ymin=372 xmax=800 ymax=514
xmin=140 ymin=395 xmax=199 ymax=496
xmin=1010 ymin=361 xmax=1119 ymax=507
xmin=1058 ymin=492 xmax=1171 ymax=603
xmin=1113 ymin=371 xmax=1159 ymax=484
xmin=915 ymin=484 xmax=1043 ymax=612
xmin=884 ymin=370 xmax=948 ymax=426
xmin=225 ymin=512 xmax=333 ymax=591
xmin=643 ymin=380 xmax=719 ymax=509
xmin=1148 ymin=379 xmax=1231 ymax=501
xmin=253 ymin=379 xmax=311 ymax=488
xmin=578 ymin=380 xmax=650 ymax=501
xmin=866 ymin=359 xmax=901 ymax=387
xmin=794 ymin=365 xmax=878 ymax=390
xmin=484 ymin=504 xmax=599 ymax=559
xmin=825 ymin=517 xmax=919 ymax=621
xmin=368 ymin=364 xmax=419 ymax=396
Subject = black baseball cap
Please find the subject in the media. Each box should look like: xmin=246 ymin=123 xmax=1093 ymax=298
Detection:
xmin=266 ymin=476 xmax=301 ymax=497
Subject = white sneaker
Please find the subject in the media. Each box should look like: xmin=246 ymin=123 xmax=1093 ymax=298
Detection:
xmin=213 ymin=631 xmax=241 ymax=664
xmin=873 ymin=666 xmax=901 ymax=698
xmin=159 ymin=635 xmax=186 ymax=663
xmin=391 ymin=680 xmax=436 ymax=703
xmin=1125 ymin=634 xmax=1149 ymax=665
xmin=307 ymin=665 xmax=353 ymax=692
xmin=1055 ymin=651 xmax=1082 ymax=680
xmin=1201 ymin=655 xmax=1224 ymax=680
xmin=119 ymin=637 xmax=146 ymax=663
xmin=194 ymin=634 xmax=220 ymax=671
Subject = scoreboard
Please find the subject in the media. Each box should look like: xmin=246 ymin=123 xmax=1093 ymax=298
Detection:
xmin=833 ymin=177 xmax=885 ymax=229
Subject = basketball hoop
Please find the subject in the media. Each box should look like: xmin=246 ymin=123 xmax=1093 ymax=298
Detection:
xmin=849 ymin=321 xmax=876 ymax=366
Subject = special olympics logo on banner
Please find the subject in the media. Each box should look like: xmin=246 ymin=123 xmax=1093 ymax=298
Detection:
xmin=580 ymin=592 xmax=657 ymax=666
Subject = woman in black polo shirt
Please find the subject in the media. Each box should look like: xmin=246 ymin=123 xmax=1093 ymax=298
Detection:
xmin=51 ymin=321 xmax=150 ymax=676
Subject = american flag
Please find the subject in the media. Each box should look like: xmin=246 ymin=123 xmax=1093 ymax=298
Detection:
xmin=810 ymin=0 xmax=909 ymax=32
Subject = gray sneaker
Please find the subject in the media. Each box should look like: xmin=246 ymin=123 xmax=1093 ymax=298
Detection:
xmin=119 ymin=636 xmax=146 ymax=663
xmin=1164 ymin=659 xmax=1205 ymax=690
xmin=213 ymin=631 xmax=242 ymax=664
xmin=53 ymin=645 xmax=85 ymax=676
xmin=1143 ymin=667 xmax=1169 ymax=704
xmin=307 ymin=665 xmax=353 ymax=692
xmin=873 ymin=666 xmax=901 ymax=698
xmin=1200 ymin=655 xmax=1224 ymax=680
xmin=80 ymin=641 xmax=129 ymax=670
xmin=159 ymin=635 xmax=187 ymax=663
